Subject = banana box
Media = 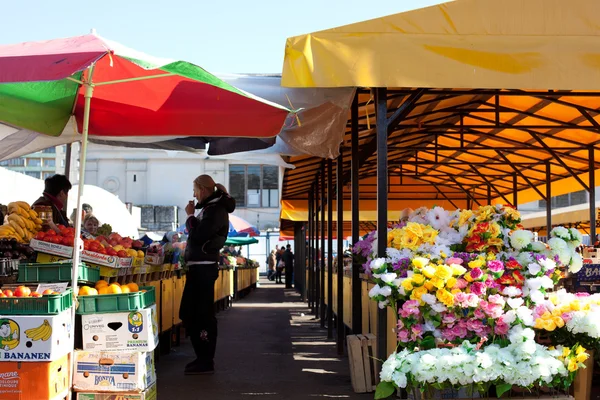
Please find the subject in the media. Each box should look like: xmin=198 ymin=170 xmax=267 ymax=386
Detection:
xmin=81 ymin=305 xmax=158 ymax=352
xmin=0 ymin=352 xmax=71 ymax=400
xmin=77 ymin=382 xmax=157 ymax=399
xmin=0 ymin=309 xmax=73 ymax=362
xmin=73 ymin=350 xmax=156 ymax=393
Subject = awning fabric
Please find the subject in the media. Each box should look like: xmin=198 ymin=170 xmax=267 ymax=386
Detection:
xmin=282 ymin=0 xmax=600 ymax=90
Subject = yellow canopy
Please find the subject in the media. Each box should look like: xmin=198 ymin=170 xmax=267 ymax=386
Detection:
xmin=282 ymin=0 xmax=600 ymax=89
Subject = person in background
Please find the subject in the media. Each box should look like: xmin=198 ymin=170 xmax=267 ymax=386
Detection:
xmin=283 ymin=244 xmax=295 ymax=289
xmin=82 ymin=215 xmax=99 ymax=237
xmin=275 ymin=246 xmax=285 ymax=284
xmin=161 ymin=231 xmax=180 ymax=246
xmin=180 ymin=174 xmax=235 ymax=375
xmin=32 ymin=174 xmax=71 ymax=227
xmin=0 ymin=205 xmax=5 ymax=225
xmin=267 ymin=250 xmax=277 ymax=281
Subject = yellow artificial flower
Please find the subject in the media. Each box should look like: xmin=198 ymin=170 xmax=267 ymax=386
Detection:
xmin=543 ymin=319 xmax=557 ymax=331
xmin=411 ymin=274 xmax=426 ymax=286
xmin=422 ymin=265 xmax=436 ymax=279
xmin=400 ymin=232 xmax=421 ymax=250
xmin=563 ymin=347 xmax=571 ymax=358
xmin=411 ymin=286 xmax=428 ymax=300
xmin=422 ymin=226 xmax=439 ymax=244
xmin=554 ymin=316 xmax=565 ymax=329
xmin=468 ymin=259 xmax=484 ymax=269
xmin=534 ymin=318 xmax=545 ymax=330
xmin=576 ymin=353 xmax=589 ymax=363
xmin=430 ymin=277 xmax=446 ymax=290
xmin=401 ymin=279 xmax=414 ymax=292
xmin=486 ymin=253 xmax=497 ymax=261
xmin=487 ymin=238 xmax=504 ymax=248
xmin=412 ymin=257 xmax=429 ymax=269
xmin=451 ymin=264 xmax=467 ymax=276
xmin=475 ymin=206 xmax=494 ymax=223
xmin=434 ymin=265 xmax=453 ymax=281
xmin=424 ymin=281 xmax=434 ymax=291
xmin=568 ymin=359 xmax=578 ymax=372
xmin=446 ymin=277 xmax=457 ymax=289
xmin=488 ymin=222 xmax=501 ymax=238
xmin=451 ymin=288 xmax=462 ymax=295
xmin=464 ymin=272 xmax=474 ymax=283
xmin=570 ymin=300 xmax=581 ymax=312
xmin=458 ymin=210 xmax=474 ymax=226
xmin=576 ymin=346 xmax=586 ymax=355
xmin=504 ymin=206 xmax=521 ymax=221
xmin=436 ymin=289 xmax=455 ymax=307
xmin=404 ymin=222 xmax=424 ymax=238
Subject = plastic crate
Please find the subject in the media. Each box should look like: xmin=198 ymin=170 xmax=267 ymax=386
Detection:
xmin=17 ymin=261 xmax=100 ymax=284
xmin=0 ymin=288 xmax=73 ymax=315
xmin=76 ymin=286 xmax=156 ymax=314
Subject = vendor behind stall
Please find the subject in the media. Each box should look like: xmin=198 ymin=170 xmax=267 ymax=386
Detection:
xmin=32 ymin=174 xmax=71 ymax=227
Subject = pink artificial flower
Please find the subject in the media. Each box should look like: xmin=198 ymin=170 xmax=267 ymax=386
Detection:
xmin=442 ymin=313 xmax=457 ymax=325
xmin=484 ymin=304 xmax=504 ymax=319
xmin=397 ymin=319 xmax=405 ymax=330
xmin=450 ymin=324 xmax=468 ymax=339
xmin=455 ymin=279 xmax=468 ymax=289
xmin=576 ymin=292 xmax=591 ymax=298
xmin=562 ymin=312 xmax=574 ymax=323
xmin=494 ymin=321 xmax=510 ymax=335
xmin=397 ymin=329 xmax=410 ymax=342
xmin=411 ymin=324 xmax=424 ymax=340
xmin=470 ymin=268 xmax=483 ymax=280
xmin=487 ymin=260 xmax=504 ymax=273
xmin=474 ymin=308 xmax=486 ymax=320
xmin=446 ymin=257 xmax=464 ymax=265
xmin=441 ymin=328 xmax=456 ymax=342
xmin=533 ymin=304 xmax=549 ymax=319
xmin=400 ymin=300 xmax=420 ymax=318
xmin=471 ymin=282 xmax=486 ymax=296
xmin=488 ymin=294 xmax=506 ymax=307
xmin=467 ymin=319 xmax=485 ymax=335
xmin=465 ymin=294 xmax=480 ymax=308
xmin=454 ymin=292 xmax=467 ymax=304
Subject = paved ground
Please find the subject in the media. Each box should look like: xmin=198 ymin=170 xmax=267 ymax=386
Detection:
xmin=157 ymin=278 xmax=372 ymax=399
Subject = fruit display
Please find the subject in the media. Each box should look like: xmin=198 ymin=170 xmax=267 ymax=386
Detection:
xmin=34 ymin=225 xmax=76 ymax=247
xmin=34 ymin=228 xmax=144 ymax=258
xmin=95 ymin=223 xmax=113 ymax=237
xmin=78 ymin=280 xmax=141 ymax=296
xmin=0 ymin=285 xmax=57 ymax=298
xmin=0 ymin=238 xmax=34 ymax=261
xmin=0 ymin=202 xmax=43 ymax=243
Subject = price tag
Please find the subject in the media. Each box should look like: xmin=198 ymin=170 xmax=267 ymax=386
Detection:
xmin=35 ymin=282 xmax=69 ymax=294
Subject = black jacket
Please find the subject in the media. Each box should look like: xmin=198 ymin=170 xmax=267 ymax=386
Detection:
xmin=282 ymin=249 xmax=294 ymax=270
xmin=185 ymin=191 xmax=235 ymax=263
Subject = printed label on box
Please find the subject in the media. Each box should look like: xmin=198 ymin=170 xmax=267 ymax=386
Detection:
xmin=30 ymin=239 xmax=73 ymax=258
xmin=0 ymin=310 xmax=73 ymax=362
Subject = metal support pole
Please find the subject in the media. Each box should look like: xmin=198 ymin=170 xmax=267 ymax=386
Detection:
xmin=487 ymin=184 xmax=492 ymax=205
xmin=320 ymin=166 xmax=326 ymax=326
xmin=315 ymin=180 xmax=321 ymax=318
xmin=351 ymin=94 xmax=362 ymax=334
xmin=336 ymin=151 xmax=345 ymax=354
xmin=590 ymin=147 xmax=597 ymax=243
xmin=546 ymin=162 xmax=552 ymax=236
xmin=375 ymin=87 xmax=388 ymax=366
xmin=307 ymin=191 xmax=312 ymax=309
xmin=63 ymin=143 xmax=73 ymax=211
xmin=513 ymin=173 xmax=518 ymax=208
xmin=327 ymin=159 xmax=334 ymax=340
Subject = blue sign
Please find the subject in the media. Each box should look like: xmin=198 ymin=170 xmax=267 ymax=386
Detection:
xmin=577 ymin=263 xmax=600 ymax=281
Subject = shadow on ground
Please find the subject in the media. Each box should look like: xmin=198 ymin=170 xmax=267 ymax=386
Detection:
xmin=157 ymin=278 xmax=373 ymax=399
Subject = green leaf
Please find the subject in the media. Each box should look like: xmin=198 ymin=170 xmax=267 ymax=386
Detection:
xmin=375 ymin=382 xmax=396 ymax=399
xmin=496 ymin=383 xmax=512 ymax=398
xmin=420 ymin=335 xmax=436 ymax=350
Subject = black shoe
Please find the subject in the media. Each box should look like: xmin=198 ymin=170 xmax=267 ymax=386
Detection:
xmin=185 ymin=361 xmax=214 ymax=375
xmin=185 ymin=359 xmax=201 ymax=370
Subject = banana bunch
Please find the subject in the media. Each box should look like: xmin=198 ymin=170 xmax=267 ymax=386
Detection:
xmin=0 ymin=202 xmax=43 ymax=243
xmin=25 ymin=319 xmax=52 ymax=341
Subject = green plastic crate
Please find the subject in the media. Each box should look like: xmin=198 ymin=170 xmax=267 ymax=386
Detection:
xmin=0 ymin=288 xmax=73 ymax=315
xmin=76 ymin=286 xmax=156 ymax=314
xmin=18 ymin=261 xmax=100 ymax=284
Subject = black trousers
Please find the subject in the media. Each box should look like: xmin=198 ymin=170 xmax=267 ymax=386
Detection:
xmin=275 ymin=267 xmax=283 ymax=283
xmin=179 ymin=263 xmax=219 ymax=365
xmin=285 ymin=267 xmax=294 ymax=288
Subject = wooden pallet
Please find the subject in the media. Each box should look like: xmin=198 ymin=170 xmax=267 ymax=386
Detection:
xmin=347 ymin=333 xmax=378 ymax=393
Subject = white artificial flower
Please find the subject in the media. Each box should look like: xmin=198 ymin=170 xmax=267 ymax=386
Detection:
xmin=525 ymin=277 xmax=543 ymax=291
xmin=369 ymin=258 xmax=387 ymax=272
xmin=531 ymin=241 xmax=547 ymax=253
xmin=529 ymin=290 xmax=545 ymax=304
xmin=538 ymin=257 xmax=556 ymax=271
xmin=380 ymin=354 xmax=399 ymax=381
xmin=368 ymin=284 xmax=392 ymax=298
xmin=386 ymin=248 xmax=402 ymax=264
xmin=431 ymin=302 xmax=448 ymax=313
xmin=507 ymin=297 xmax=524 ymax=309
xmin=375 ymin=272 xmax=398 ymax=284
xmin=516 ymin=252 xmax=534 ymax=268
xmin=378 ymin=300 xmax=389 ymax=309
xmin=510 ymin=230 xmax=534 ymax=250
xmin=569 ymin=253 xmax=583 ymax=274
xmin=569 ymin=228 xmax=583 ymax=246
xmin=421 ymin=293 xmax=436 ymax=305
xmin=551 ymin=226 xmax=570 ymax=241
xmin=426 ymin=207 xmax=451 ymax=230
xmin=503 ymin=310 xmax=517 ymax=324
xmin=556 ymin=249 xmax=573 ymax=266
xmin=548 ymin=237 xmax=568 ymax=253
xmin=539 ymin=276 xmax=554 ymax=289
xmin=516 ymin=306 xmax=534 ymax=326
xmin=503 ymin=286 xmax=523 ymax=298
xmin=527 ymin=263 xmax=542 ymax=275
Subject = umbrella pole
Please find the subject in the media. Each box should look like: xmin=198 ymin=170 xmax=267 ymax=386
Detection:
xmin=70 ymin=65 xmax=95 ymax=395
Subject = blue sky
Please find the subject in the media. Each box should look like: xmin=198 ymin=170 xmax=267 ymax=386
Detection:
xmin=0 ymin=0 xmax=444 ymax=74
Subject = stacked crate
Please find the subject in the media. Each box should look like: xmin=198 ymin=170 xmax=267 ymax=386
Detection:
xmin=73 ymin=285 xmax=158 ymax=400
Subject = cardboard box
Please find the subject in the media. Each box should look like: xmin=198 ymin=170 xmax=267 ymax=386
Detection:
xmin=81 ymin=305 xmax=158 ymax=352
xmin=143 ymin=254 xmax=164 ymax=266
xmin=0 ymin=352 xmax=70 ymax=400
xmin=30 ymin=239 xmax=73 ymax=258
xmin=77 ymin=382 xmax=157 ymax=400
xmin=0 ymin=309 xmax=73 ymax=362
xmin=73 ymin=350 xmax=156 ymax=393
xmin=82 ymin=250 xmax=132 ymax=269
